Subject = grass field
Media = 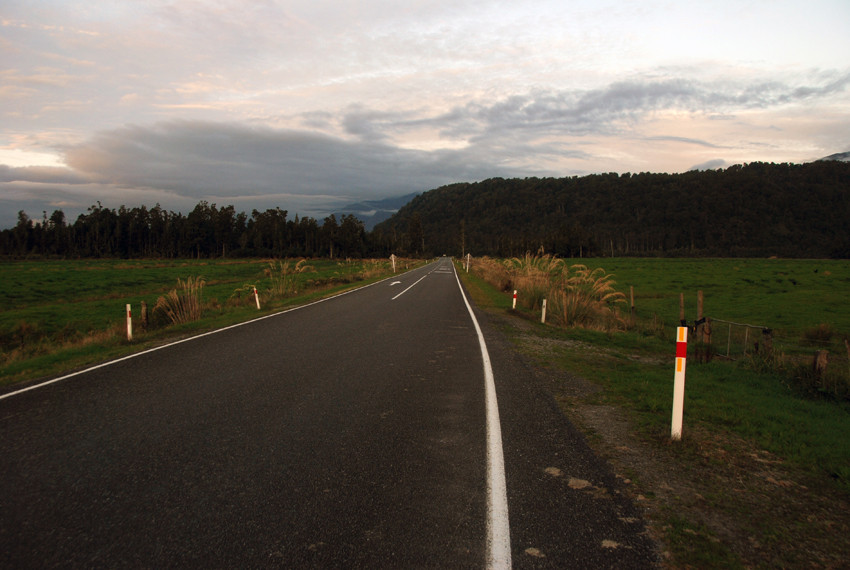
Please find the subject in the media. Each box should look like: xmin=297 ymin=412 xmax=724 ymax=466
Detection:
xmin=0 ymin=257 xmax=413 ymax=385
xmin=602 ymin=257 xmax=849 ymax=336
xmin=467 ymin=256 xmax=850 ymax=472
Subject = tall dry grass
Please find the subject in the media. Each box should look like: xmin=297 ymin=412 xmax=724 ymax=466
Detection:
xmin=504 ymin=253 xmax=566 ymax=310
xmin=266 ymin=259 xmax=312 ymax=298
xmin=153 ymin=276 xmax=205 ymax=324
xmin=347 ymin=258 xmax=388 ymax=281
xmin=471 ymin=254 xmax=625 ymax=331
xmin=551 ymin=265 xmax=626 ymax=329
xmin=472 ymin=256 xmax=513 ymax=292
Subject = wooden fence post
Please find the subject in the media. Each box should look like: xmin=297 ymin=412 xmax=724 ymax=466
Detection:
xmin=762 ymin=328 xmax=773 ymax=355
xmin=140 ymin=301 xmax=148 ymax=330
xmin=629 ymin=286 xmax=636 ymax=328
xmin=845 ymin=339 xmax=850 ymax=376
xmin=679 ymin=293 xmax=685 ymax=323
xmin=812 ymin=350 xmax=828 ymax=381
xmin=696 ymin=290 xmax=704 ymax=342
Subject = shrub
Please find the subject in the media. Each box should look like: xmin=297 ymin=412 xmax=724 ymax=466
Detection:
xmin=802 ymin=323 xmax=834 ymax=345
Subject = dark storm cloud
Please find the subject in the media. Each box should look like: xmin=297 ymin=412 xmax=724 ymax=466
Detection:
xmin=0 ymin=165 xmax=90 ymax=185
xmin=62 ymin=120 xmax=526 ymax=201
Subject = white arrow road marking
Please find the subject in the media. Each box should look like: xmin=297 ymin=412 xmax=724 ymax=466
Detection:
xmin=390 ymin=281 xmax=402 ymax=286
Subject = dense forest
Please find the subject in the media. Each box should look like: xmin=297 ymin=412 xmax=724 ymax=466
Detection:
xmin=0 ymin=202 xmax=382 ymax=259
xmin=2 ymin=160 xmax=848 ymax=259
xmin=375 ymin=161 xmax=850 ymax=258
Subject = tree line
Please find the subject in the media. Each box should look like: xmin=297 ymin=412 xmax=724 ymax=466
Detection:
xmin=3 ymin=160 xmax=849 ymax=260
xmin=375 ymin=160 xmax=850 ymax=259
xmin=0 ymin=201 xmax=387 ymax=259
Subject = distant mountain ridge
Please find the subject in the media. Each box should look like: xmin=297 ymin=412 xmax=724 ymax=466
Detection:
xmin=819 ymin=151 xmax=850 ymax=162
xmin=374 ymin=160 xmax=850 ymax=258
xmin=334 ymin=193 xmax=419 ymax=230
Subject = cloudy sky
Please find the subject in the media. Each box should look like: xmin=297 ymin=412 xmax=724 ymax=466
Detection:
xmin=2 ymin=0 xmax=849 ymax=228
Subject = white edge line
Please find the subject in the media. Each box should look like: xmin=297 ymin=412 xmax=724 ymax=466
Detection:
xmin=452 ymin=261 xmax=512 ymax=569
xmin=0 ymin=273 xmax=398 ymax=402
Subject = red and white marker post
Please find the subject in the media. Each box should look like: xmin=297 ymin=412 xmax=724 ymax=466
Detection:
xmin=126 ymin=304 xmax=133 ymax=341
xmin=253 ymin=287 xmax=261 ymax=310
xmin=512 ymin=290 xmax=517 ymax=310
xmin=671 ymin=326 xmax=688 ymax=440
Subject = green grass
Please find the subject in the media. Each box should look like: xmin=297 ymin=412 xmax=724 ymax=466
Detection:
xmin=460 ymin=258 xmax=850 ymax=567
xmin=0 ymin=257 xmax=415 ymax=385
xmin=460 ymin=257 xmax=850 ymax=488
xmin=0 ymin=259 xmax=268 ymax=337
xmin=547 ymin=325 xmax=850 ymax=488
xmin=593 ymin=257 xmax=850 ymax=336
xmin=665 ymin=515 xmax=743 ymax=569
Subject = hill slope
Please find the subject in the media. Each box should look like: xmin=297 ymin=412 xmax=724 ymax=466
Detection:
xmin=374 ymin=161 xmax=850 ymax=258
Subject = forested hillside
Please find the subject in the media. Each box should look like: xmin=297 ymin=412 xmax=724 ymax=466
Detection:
xmin=373 ymin=161 xmax=850 ymax=258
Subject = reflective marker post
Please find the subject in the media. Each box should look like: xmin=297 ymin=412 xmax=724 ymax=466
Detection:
xmin=671 ymin=326 xmax=688 ymax=441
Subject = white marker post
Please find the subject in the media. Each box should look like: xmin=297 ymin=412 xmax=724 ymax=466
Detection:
xmin=391 ymin=254 xmax=396 ymax=273
xmin=466 ymin=253 xmax=471 ymax=272
xmin=253 ymin=287 xmax=261 ymax=310
xmin=540 ymin=298 xmax=547 ymax=323
xmin=671 ymin=326 xmax=688 ymax=441
xmin=512 ymin=290 xmax=517 ymax=310
xmin=126 ymin=304 xmax=133 ymax=341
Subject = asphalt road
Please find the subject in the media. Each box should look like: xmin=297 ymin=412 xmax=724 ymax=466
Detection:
xmin=1 ymin=258 xmax=656 ymax=568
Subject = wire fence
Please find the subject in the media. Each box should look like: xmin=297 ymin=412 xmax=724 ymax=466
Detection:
xmin=694 ymin=317 xmax=850 ymax=398
xmin=705 ymin=318 xmax=772 ymax=360
xmin=702 ymin=318 xmax=847 ymax=365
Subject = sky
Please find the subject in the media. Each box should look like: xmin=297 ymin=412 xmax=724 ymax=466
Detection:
xmin=2 ymin=0 xmax=849 ymax=228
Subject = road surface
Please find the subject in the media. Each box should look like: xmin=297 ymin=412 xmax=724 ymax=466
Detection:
xmin=1 ymin=258 xmax=656 ymax=567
